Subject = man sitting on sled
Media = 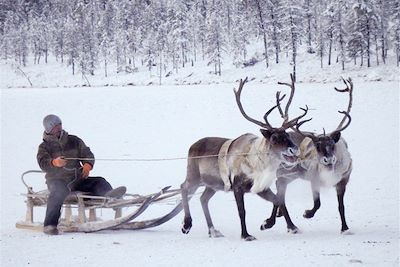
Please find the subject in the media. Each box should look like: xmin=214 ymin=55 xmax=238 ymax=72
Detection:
xmin=37 ymin=114 xmax=126 ymax=235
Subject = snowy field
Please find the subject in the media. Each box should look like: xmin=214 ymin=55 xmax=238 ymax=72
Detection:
xmin=1 ymin=71 xmax=399 ymax=267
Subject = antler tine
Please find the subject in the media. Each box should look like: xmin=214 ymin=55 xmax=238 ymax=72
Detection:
xmin=335 ymin=110 xmax=352 ymax=132
xmin=263 ymin=94 xmax=286 ymax=129
xmin=283 ymin=105 xmax=310 ymax=130
xmin=233 ymin=77 xmax=270 ymax=129
xmin=334 ymin=77 xmax=353 ymax=92
xmin=296 ymin=117 xmax=313 ymax=130
xmin=293 ymin=113 xmax=315 ymax=139
xmin=275 ymin=91 xmax=286 ymax=119
xmin=277 ymin=74 xmax=296 ymax=124
xmin=334 ymin=77 xmax=353 ymax=130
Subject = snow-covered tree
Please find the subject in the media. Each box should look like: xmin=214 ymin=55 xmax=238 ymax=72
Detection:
xmin=29 ymin=7 xmax=52 ymax=64
xmin=375 ymin=0 xmax=389 ymax=64
xmin=0 ymin=0 xmax=398 ymax=78
xmin=2 ymin=7 xmax=29 ymax=66
xmin=250 ymin=0 xmax=270 ymax=69
xmin=114 ymin=0 xmax=131 ymax=73
xmin=281 ymin=0 xmax=304 ymax=81
xmin=266 ymin=0 xmax=284 ymax=64
xmin=315 ymin=0 xmax=328 ymax=68
xmin=170 ymin=0 xmax=191 ymax=68
xmin=230 ymin=0 xmax=251 ymax=66
xmin=51 ymin=0 xmax=69 ymax=64
xmin=98 ymin=0 xmax=115 ymax=77
xmin=330 ymin=0 xmax=348 ymax=70
xmin=204 ymin=0 xmax=227 ymax=76
xmin=348 ymin=0 xmax=380 ymax=67
xmin=389 ymin=0 xmax=400 ymax=66
xmin=304 ymin=0 xmax=317 ymax=53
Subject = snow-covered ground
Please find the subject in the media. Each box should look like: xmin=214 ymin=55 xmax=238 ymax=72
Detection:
xmin=1 ymin=57 xmax=399 ymax=266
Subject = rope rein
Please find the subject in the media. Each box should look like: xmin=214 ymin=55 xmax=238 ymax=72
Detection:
xmin=64 ymin=152 xmax=271 ymax=162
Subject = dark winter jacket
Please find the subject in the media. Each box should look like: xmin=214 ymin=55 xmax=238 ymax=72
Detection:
xmin=37 ymin=130 xmax=95 ymax=182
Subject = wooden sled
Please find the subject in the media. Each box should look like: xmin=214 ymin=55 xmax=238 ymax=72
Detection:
xmin=16 ymin=170 xmax=182 ymax=233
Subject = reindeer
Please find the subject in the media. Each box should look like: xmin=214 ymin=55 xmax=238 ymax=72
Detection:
xmin=180 ymin=77 xmax=309 ymax=241
xmin=263 ymin=76 xmax=353 ymax=234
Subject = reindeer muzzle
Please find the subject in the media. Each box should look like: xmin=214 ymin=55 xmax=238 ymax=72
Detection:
xmin=320 ymin=156 xmax=337 ymax=168
xmin=282 ymin=147 xmax=300 ymax=164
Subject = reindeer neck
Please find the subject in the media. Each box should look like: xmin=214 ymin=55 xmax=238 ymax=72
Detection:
xmin=247 ymin=137 xmax=278 ymax=169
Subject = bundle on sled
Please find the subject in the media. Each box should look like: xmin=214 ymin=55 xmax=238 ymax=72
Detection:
xmin=16 ymin=170 xmax=183 ymax=233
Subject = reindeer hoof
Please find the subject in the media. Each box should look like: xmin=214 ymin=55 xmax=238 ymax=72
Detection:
xmin=303 ymin=210 xmax=315 ymax=218
xmin=181 ymin=227 xmax=190 ymax=234
xmin=260 ymin=219 xmax=276 ymax=230
xmin=181 ymin=218 xmax=192 ymax=234
xmin=209 ymin=227 xmax=224 ymax=238
xmin=341 ymin=228 xmax=353 ymax=235
xmin=287 ymin=227 xmax=300 ymax=234
xmin=242 ymin=235 xmax=257 ymax=241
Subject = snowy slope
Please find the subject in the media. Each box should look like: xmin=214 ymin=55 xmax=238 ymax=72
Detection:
xmin=1 ymin=48 xmax=399 ymax=89
xmin=1 ymin=75 xmax=399 ymax=267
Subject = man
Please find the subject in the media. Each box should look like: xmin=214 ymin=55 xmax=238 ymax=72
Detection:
xmin=37 ymin=114 xmax=126 ymax=235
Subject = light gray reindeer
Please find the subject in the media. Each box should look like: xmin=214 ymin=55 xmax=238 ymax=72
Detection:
xmin=262 ymin=76 xmax=353 ymax=234
xmin=180 ymin=77 xmax=309 ymax=241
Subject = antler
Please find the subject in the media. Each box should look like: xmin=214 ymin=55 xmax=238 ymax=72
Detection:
xmin=263 ymin=93 xmax=286 ymax=129
xmin=333 ymin=77 xmax=353 ymax=132
xmin=335 ymin=111 xmax=352 ymax=132
xmin=234 ymin=77 xmax=285 ymax=130
xmin=294 ymin=114 xmax=317 ymax=141
xmin=277 ymin=73 xmax=296 ymax=124
xmin=277 ymin=74 xmax=311 ymax=130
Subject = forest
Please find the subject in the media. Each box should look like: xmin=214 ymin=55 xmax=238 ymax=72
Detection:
xmin=0 ymin=0 xmax=399 ymax=79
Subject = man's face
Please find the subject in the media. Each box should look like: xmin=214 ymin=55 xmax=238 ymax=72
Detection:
xmin=50 ymin=124 xmax=62 ymax=138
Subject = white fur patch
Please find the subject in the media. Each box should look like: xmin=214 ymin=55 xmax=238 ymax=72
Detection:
xmin=250 ymin=167 xmax=276 ymax=193
xmin=319 ymin=168 xmax=341 ymax=187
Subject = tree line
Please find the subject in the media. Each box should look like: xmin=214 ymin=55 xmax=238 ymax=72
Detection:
xmin=0 ymin=0 xmax=399 ymax=81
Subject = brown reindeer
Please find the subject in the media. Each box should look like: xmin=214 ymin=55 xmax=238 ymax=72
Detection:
xmin=264 ymin=77 xmax=353 ymax=234
xmin=180 ymin=77 xmax=309 ymax=240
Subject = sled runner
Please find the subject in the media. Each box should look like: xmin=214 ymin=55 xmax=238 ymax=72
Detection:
xmin=16 ymin=170 xmax=183 ymax=233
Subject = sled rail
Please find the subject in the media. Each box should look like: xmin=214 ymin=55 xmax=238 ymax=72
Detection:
xmin=16 ymin=170 xmax=183 ymax=233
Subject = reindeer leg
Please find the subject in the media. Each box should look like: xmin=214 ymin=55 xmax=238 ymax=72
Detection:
xmin=200 ymin=187 xmax=223 ymax=238
xmin=259 ymin=178 xmax=298 ymax=232
xmin=336 ymin=179 xmax=349 ymax=233
xmin=262 ymin=205 xmax=279 ymax=229
xmin=303 ymin=181 xmax=321 ymax=218
xmin=233 ymin=185 xmax=255 ymax=241
xmin=181 ymin=181 xmax=198 ymax=234
xmin=276 ymin=178 xmax=299 ymax=233
xmin=258 ymin=188 xmax=278 ymax=230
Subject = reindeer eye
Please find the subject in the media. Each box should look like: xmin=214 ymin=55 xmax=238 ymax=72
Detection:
xmin=270 ymin=135 xmax=279 ymax=144
xmin=315 ymin=142 xmax=323 ymax=151
xmin=271 ymin=134 xmax=285 ymax=145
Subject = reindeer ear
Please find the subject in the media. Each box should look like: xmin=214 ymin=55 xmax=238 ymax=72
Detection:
xmin=260 ymin=129 xmax=273 ymax=139
xmin=331 ymin=131 xmax=341 ymax=143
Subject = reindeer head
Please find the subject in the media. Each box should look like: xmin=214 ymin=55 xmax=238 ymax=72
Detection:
xmin=234 ymin=76 xmax=309 ymax=166
xmin=259 ymin=128 xmax=299 ymax=165
xmin=311 ymin=131 xmax=341 ymax=169
xmin=296 ymin=78 xmax=353 ymax=170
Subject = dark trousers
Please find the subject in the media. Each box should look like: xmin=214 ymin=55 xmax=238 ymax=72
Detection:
xmin=44 ymin=177 xmax=112 ymax=227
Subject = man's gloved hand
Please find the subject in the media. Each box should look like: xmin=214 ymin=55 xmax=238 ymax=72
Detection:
xmin=82 ymin=163 xmax=92 ymax=178
xmin=52 ymin=156 xmax=67 ymax=167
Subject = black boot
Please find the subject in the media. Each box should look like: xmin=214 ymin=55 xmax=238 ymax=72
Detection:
xmin=43 ymin=225 xmax=59 ymax=235
xmin=104 ymin=186 xmax=127 ymax=198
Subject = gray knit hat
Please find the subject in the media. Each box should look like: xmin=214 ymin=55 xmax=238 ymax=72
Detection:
xmin=43 ymin=114 xmax=62 ymax=133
